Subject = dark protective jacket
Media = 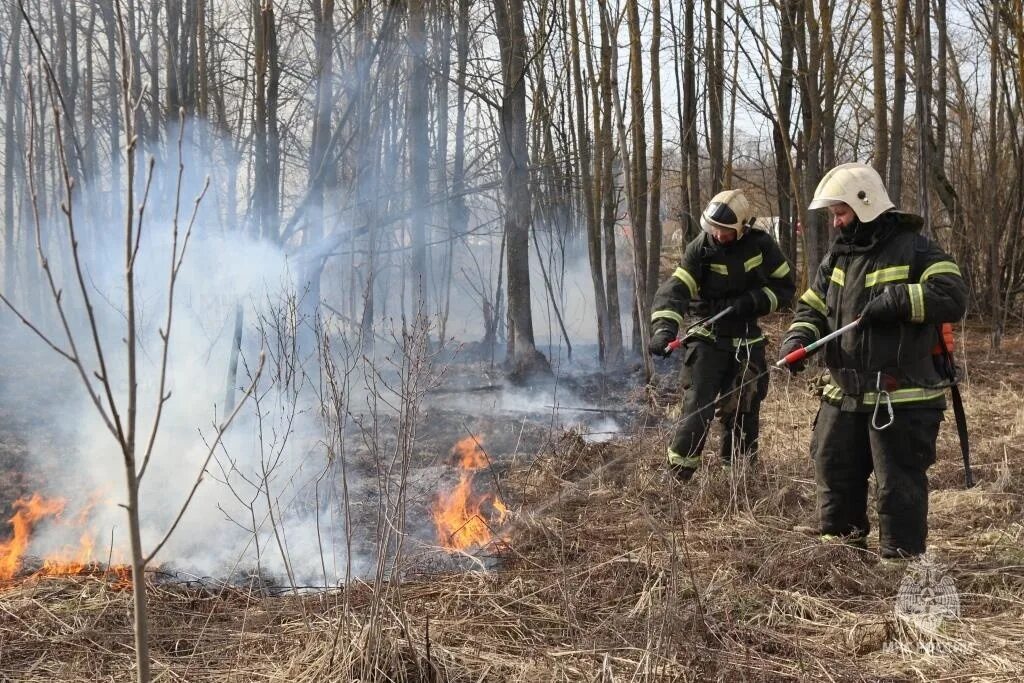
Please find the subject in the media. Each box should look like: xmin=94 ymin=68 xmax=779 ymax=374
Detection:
xmin=651 ymin=229 xmax=796 ymax=343
xmin=782 ymin=211 xmax=968 ymax=410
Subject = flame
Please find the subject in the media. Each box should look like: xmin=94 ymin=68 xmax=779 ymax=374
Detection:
xmin=1 ymin=492 xmax=130 ymax=583
xmin=432 ymin=436 xmax=509 ymax=552
xmin=0 ymin=494 xmax=66 ymax=580
xmin=41 ymin=530 xmax=95 ymax=576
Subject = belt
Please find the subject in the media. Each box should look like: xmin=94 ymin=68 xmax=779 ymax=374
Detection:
xmin=830 ymin=368 xmax=901 ymax=395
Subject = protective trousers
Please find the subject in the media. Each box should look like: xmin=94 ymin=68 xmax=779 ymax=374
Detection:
xmin=811 ymin=403 xmax=942 ymax=557
xmin=668 ymin=340 xmax=768 ymax=469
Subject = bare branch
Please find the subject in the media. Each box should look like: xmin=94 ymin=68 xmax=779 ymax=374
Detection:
xmin=144 ymin=351 xmax=266 ymax=566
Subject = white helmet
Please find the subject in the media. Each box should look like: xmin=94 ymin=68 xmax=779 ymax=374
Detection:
xmin=808 ymin=162 xmax=894 ymax=223
xmin=700 ymin=189 xmax=756 ymax=239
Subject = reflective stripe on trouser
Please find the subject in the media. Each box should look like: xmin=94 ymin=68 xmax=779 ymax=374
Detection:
xmin=668 ymin=340 xmax=768 ymax=468
xmin=811 ymin=402 xmax=942 ymax=556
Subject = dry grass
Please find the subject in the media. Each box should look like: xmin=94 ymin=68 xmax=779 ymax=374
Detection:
xmin=3 ymin=329 xmax=1024 ymax=681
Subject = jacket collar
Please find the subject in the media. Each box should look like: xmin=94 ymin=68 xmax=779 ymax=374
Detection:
xmin=830 ymin=210 xmax=923 ymax=255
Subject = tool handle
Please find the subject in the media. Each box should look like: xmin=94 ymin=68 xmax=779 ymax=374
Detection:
xmin=775 ymin=318 xmax=862 ymax=368
xmin=776 ymin=345 xmax=807 ymax=367
xmin=663 ymin=305 xmax=736 ymax=355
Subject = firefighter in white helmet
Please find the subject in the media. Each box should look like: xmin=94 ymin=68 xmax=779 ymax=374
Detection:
xmin=649 ymin=189 xmax=795 ymax=482
xmin=779 ymin=162 xmax=967 ymax=559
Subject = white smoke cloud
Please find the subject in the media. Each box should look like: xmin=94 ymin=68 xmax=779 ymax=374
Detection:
xmin=3 ymin=110 xmax=632 ymax=587
xmin=3 ymin=119 xmax=376 ymax=587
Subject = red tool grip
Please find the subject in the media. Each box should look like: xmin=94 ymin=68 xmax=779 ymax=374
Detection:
xmin=781 ymin=345 xmax=807 ymax=366
xmin=665 ymin=338 xmax=682 ymax=353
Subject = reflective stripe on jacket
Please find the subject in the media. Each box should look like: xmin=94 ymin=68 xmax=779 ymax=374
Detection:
xmin=651 ymin=229 xmax=796 ymax=340
xmin=783 ymin=211 xmax=968 ymax=411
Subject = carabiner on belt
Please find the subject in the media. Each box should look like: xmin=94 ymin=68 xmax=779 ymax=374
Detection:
xmin=871 ymin=370 xmax=895 ymax=431
xmin=734 ymin=337 xmax=749 ymax=362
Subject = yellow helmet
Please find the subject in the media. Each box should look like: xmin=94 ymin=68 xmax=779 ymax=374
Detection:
xmin=809 ymin=162 xmax=894 ymax=223
xmin=700 ymin=189 xmax=756 ymax=239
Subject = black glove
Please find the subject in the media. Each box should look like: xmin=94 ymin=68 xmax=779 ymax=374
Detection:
xmin=725 ymin=291 xmax=760 ymax=318
xmin=859 ymin=286 xmax=904 ymax=326
xmin=778 ymin=337 xmax=807 ymax=373
xmin=648 ymin=324 xmax=678 ymax=357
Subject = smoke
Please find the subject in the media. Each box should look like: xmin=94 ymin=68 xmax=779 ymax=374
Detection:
xmin=1 ymin=101 xmax=634 ymax=586
xmin=0 ymin=119 xmax=386 ymax=587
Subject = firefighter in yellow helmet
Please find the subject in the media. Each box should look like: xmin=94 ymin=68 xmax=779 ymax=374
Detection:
xmin=649 ymin=189 xmax=795 ymax=482
xmin=779 ymin=163 xmax=968 ymax=558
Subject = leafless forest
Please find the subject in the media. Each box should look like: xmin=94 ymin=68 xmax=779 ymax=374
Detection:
xmin=1 ymin=0 xmax=1023 ymax=681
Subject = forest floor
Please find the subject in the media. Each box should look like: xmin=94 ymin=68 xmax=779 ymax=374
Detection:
xmin=1 ymin=315 xmax=1023 ymax=681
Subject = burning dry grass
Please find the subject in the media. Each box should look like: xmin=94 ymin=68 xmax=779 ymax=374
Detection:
xmin=3 ymin=338 xmax=1024 ymax=680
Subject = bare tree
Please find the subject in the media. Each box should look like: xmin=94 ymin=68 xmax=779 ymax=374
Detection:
xmin=3 ymin=8 xmax=23 ymax=299
xmin=626 ymin=0 xmax=650 ymax=347
xmin=794 ymin=0 xmax=827 ymax=274
xmin=569 ymin=0 xmax=611 ymax=364
xmin=889 ymin=0 xmax=908 ymax=202
xmin=683 ymin=0 xmax=701 ymax=235
xmin=494 ymin=0 xmax=551 ymax=379
xmin=408 ymin=0 xmax=430 ymax=297
xmin=646 ymin=0 xmax=664 ymax=311
xmin=915 ymin=0 xmax=932 ymax=228
xmin=988 ymin=5 xmax=1001 ymax=347
xmin=594 ymin=0 xmax=624 ymax=362
xmin=252 ymin=0 xmax=280 ymax=240
xmin=870 ymin=0 xmax=888 ymax=180
xmin=706 ymin=0 xmax=725 ymax=194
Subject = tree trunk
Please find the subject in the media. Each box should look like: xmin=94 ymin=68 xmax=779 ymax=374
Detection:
xmin=820 ymin=0 xmax=836 ymax=173
xmin=433 ymin=0 xmax=454 ymax=342
xmin=915 ymin=0 xmax=932 ymax=229
xmin=646 ymin=0 xmax=664 ymax=311
xmin=569 ymin=0 xmax=610 ymax=363
xmin=935 ymin=0 xmax=948 ymax=162
xmin=4 ymin=9 xmax=22 ymax=300
xmin=115 ymin=6 xmax=152 ymax=676
xmin=100 ymin=3 xmax=122 ymax=217
xmin=889 ymin=0 xmax=908 ymax=203
xmin=626 ymin=0 xmax=649 ymax=347
xmin=450 ymin=0 xmax=471 ymax=343
xmin=774 ymin=0 xmax=798 ymax=265
xmin=196 ymin=0 xmax=210 ymax=119
xmin=252 ymin=0 xmax=280 ymax=240
xmin=83 ymin=8 xmax=97 ymax=182
xmin=303 ymin=0 xmax=335 ymax=325
xmin=988 ymin=7 xmax=1001 ymax=348
xmin=408 ymin=0 xmax=429 ymax=297
xmin=493 ymin=0 xmax=551 ymax=380
xmin=166 ymin=0 xmax=182 ymax=114
xmin=148 ymin=1 xmax=160 ymax=138
xmin=795 ymin=0 xmax=827 ymax=276
xmin=869 ymin=0 xmax=888 ymax=180
xmin=705 ymin=0 xmax=725 ymax=194
xmin=683 ymin=0 xmax=700 ymax=236
xmin=597 ymin=1 xmax=623 ymax=362
xmin=53 ymin=1 xmax=81 ymax=185
xmin=725 ymin=11 xmax=740 ymax=187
